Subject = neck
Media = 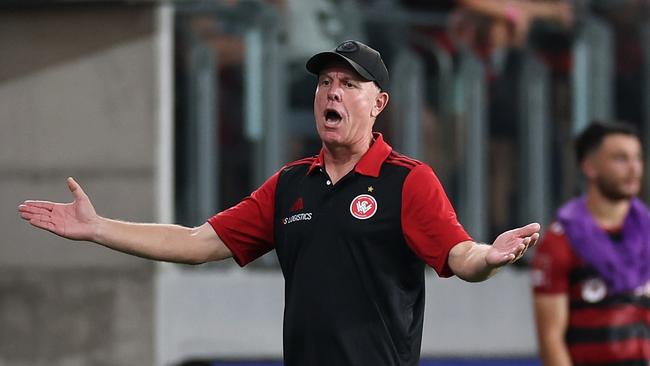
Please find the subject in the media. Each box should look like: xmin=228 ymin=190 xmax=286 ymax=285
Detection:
xmin=322 ymin=134 xmax=373 ymax=184
xmin=585 ymin=186 xmax=632 ymax=229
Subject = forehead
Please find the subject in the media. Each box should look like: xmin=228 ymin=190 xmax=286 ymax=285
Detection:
xmin=599 ymin=133 xmax=641 ymax=152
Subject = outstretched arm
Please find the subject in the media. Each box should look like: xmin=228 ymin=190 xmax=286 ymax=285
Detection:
xmin=458 ymin=0 xmax=573 ymax=26
xmin=457 ymin=0 xmax=573 ymax=46
xmin=448 ymin=223 xmax=540 ymax=282
xmin=18 ymin=177 xmax=232 ymax=264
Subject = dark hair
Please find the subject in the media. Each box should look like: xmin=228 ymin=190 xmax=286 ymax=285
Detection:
xmin=575 ymin=120 xmax=640 ymax=163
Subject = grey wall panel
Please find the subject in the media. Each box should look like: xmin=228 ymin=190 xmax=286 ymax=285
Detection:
xmin=0 ymin=5 xmax=158 ymax=365
xmin=0 ymin=267 xmax=153 ymax=366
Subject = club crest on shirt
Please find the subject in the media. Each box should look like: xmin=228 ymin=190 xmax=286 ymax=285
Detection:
xmin=350 ymin=194 xmax=377 ymax=220
xmin=582 ymin=278 xmax=607 ymax=303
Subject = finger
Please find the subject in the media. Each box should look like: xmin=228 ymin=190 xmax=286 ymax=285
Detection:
xmin=517 ymin=235 xmax=537 ymax=254
xmin=30 ymin=218 xmax=56 ymax=232
xmin=506 ymin=242 xmax=526 ymax=261
xmin=516 ymin=247 xmax=527 ymax=260
xmin=21 ymin=200 xmax=54 ymax=211
xmin=491 ymin=253 xmax=515 ymax=267
xmin=510 ymin=222 xmax=541 ymax=238
xmin=67 ymin=177 xmax=87 ymax=200
xmin=515 ymin=236 xmax=538 ymax=261
xmin=32 ymin=214 xmax=53 ymax=224
xmin=528 ymin=233 xmax=540 ymax=248
xmin=516 ymin=242 xmax=526 ymax=255
xmin=19 ymin=211 xmax=35 ymax=220
xmin=18 ymin=205 xmax=51 ymax=216
xmin=21 ymin=211 xmax=51 ymax=222
xmin=502 ymin=253 xmax=516 ymax=265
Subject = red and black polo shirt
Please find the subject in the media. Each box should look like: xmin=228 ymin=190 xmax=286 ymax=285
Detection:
xmin=532 ymin=222 xmax=650 ymax=365
xmin=208 ymin=133 xmax=471 ymax=366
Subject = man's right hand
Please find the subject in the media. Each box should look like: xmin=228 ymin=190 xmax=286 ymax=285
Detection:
xmin=18 ymin=177 xmax=100 ymax=241
xmin=19 ymin=177 xmax=232 ymax=264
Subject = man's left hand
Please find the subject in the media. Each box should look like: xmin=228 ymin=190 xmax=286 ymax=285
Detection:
xmin=486 ymin=223 xmax=541 ymax=267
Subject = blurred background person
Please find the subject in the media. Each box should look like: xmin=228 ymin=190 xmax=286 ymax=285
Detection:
xmin=531 ymin=121 xmax=650 ymax=365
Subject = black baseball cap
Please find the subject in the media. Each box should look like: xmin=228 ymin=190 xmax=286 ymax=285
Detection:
xmin=306 ymin=40 xmax=389 ymax=91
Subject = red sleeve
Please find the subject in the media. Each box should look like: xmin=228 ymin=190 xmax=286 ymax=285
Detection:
xmin=402 ymin=164 xmax=472 ymax=277
xmin=531 ymin=221 xmax=572 ymax=294
xmin=207 ymin=171 xmax=279 ymax=266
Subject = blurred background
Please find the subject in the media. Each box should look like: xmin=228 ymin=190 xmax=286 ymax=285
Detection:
xmin=1 ymin=0 xmax=648 ymax=365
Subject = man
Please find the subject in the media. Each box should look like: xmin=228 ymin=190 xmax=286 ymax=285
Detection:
xmin=532 ymin=121 xmax=650 ymax=365
xmin=19 ymin=40 xmax=539 ymax=366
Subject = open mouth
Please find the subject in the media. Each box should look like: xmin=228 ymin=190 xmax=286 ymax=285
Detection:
xmin=324 ymin=109 xmax=342 ymax=124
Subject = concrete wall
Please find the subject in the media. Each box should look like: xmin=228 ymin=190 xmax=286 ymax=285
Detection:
xmin=0 ymin=5 xmax=160 ymax=365
xmin=157 ymin=264 xmax=538 ymax=365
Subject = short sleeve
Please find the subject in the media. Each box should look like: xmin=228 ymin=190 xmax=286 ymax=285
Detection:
xmin=531 ymin=222 xmax=572 ymax=294
xmin=207 ymin=171 xmax=279 ymax=266
xmin=401 ymin=164 xmax=472 ymax=277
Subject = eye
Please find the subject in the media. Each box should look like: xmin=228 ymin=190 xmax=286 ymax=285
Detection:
xmin=320 ymin=79 xmax=330 ymax=86
xmin=613 ymin=154 xmax=630 ymax=163
xmin=345 ymin=81 xmax=355 ymax=88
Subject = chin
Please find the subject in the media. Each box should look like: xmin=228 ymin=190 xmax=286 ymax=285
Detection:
xmin=597 ymin=176 xmax=641 ymax=201
xmin=321 ymin=137 xmax=345 ymax=148
xmin=622 ymin=183 xmax=641 ymax=197
xmin=317 ymin=129 xmax=343 ymax=145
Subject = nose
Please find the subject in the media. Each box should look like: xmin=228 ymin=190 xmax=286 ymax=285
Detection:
xmin=327 ymin=83 xmax=342 ymax=102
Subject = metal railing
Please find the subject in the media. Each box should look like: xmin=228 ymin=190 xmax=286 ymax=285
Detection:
xmin=454 ymin=48 xmax=488 ymax=241
xmin=391 ymin=48 xmax=425 ymax=159
xmin=571 ymin=14 xmax=614 ymax=135
xmin=176 ymin=18 xmax=219 ymax=227
xmin=518 ymin=50 xmax=552 ymax=228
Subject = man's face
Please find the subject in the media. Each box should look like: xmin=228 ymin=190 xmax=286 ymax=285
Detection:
xmin=313 ymin=64 xmax=387 ymax=149
xmin=585 ymin=134 xmax=643 ymax=201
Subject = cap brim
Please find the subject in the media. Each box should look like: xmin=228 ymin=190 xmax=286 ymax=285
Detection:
xmin=306 ymin=52 xmax=375 ymax=82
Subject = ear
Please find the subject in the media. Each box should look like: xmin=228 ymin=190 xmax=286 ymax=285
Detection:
xmin=581 ymin=156 xmax=597 ymax=180
xmin=370 ymin=91 xmax=389 ymax=118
